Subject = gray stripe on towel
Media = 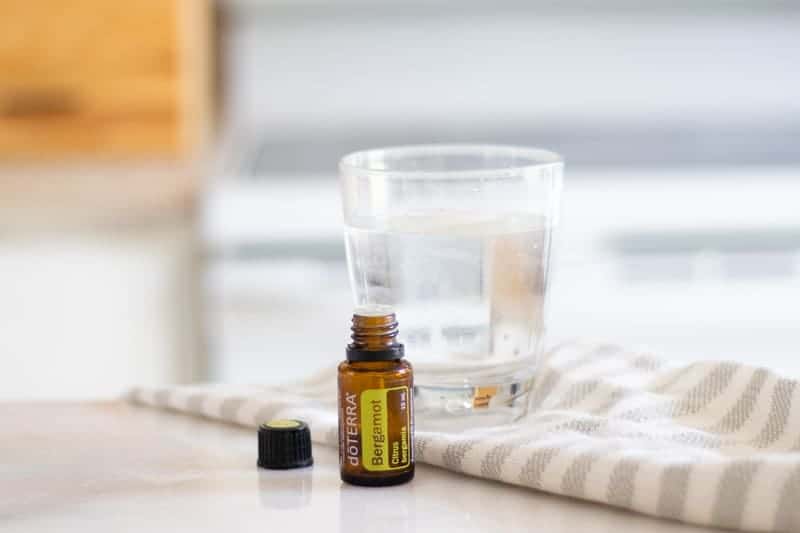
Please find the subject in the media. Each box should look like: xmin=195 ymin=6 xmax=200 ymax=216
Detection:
xmin=442 ymin=440 xmax=479 ymax=472
xmin=153 ymin=389 xmax=171 ymax=407
xmin=219 ymin=397 xmax=247 ymax=422
xmin=657 ymin=463 xmax=692 ymax=520
xmin=709 ymin=369 xmax=769 ymax=434
xmin=711 ymin=460 xmax=760 ymax=530
xmin=519 ymin=446 xmax=561 ymax=489
xmin=774 ymin=465 xmax=800 ymax=532
xmin=752 ymin=379 xmax=797 ymax=448
xmin=606 ymin=458 xmax=640 ymax=509
xmin=561 ymin=451 xmax=599 ymax=498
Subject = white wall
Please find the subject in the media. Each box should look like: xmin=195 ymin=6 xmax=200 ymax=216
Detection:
xmin=0 ymin=222 xmax=199 ymax=400
xmin=224 ymin=7 xmax=800 ymax=133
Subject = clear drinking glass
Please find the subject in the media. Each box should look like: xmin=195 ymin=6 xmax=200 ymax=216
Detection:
xmin=339 ymin=145 xmax=563 ymax=428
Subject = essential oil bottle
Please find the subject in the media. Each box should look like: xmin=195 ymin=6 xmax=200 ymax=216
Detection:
xmin=338 ymin=306 xmax=414 ymax=486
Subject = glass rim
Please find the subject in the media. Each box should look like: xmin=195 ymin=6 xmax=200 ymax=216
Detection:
xmin=339 ymin=144 xmax=563 ymax=180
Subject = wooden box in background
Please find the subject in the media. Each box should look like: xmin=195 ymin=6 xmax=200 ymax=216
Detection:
xmin=0 ymin=0 xmax=212 ymax=159
xmin=0 ymin=1 xmax=215 ymax=394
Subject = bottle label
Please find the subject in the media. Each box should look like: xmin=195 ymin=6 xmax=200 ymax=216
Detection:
xmin=360 ymin=386 xmax=411 ymax=471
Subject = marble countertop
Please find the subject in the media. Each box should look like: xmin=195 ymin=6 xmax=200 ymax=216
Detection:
xmin=1 ymin=402 xmax=718 ymax=532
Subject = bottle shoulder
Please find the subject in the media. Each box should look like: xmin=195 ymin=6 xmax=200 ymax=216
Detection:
xmin=338 ymin=359 xmax=412 ymax=376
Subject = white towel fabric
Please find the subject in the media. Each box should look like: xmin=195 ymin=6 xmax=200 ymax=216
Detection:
xmin=130 ymin=342 xmax=800 ymax=532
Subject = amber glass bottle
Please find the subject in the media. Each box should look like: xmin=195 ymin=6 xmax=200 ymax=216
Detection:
xmin=338 ymin=308 xmax=414 ymax=486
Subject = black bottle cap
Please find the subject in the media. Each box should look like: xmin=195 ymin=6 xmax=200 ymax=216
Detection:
xmin=258 ymin=419 xmax=314 ymax=469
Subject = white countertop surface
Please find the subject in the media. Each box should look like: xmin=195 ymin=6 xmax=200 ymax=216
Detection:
xmin=1 ymin=402 xmax=720 ymax=532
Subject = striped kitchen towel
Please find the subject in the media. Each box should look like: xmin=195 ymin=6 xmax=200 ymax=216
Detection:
xmin=130 ymin=342 xmax=800 ymax=532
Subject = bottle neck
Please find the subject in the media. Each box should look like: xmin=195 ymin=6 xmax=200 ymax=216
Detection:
xmin=346 ymin=311 xmax=404 ymax=362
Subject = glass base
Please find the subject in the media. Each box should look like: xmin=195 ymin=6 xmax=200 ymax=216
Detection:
xmin=412 ymin=366 xmax=535 ymax=431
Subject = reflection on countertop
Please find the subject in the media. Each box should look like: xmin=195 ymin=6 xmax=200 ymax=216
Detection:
xmin=1 ymin=401 xmax=708 ymax=533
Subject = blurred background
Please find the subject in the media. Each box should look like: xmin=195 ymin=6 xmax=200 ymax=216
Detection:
xmin=1 ymin=0 xmax=798 ymax=399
